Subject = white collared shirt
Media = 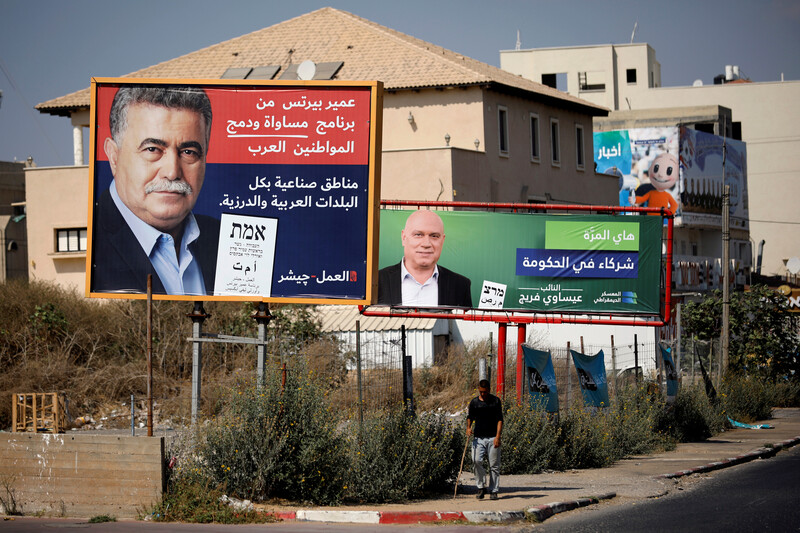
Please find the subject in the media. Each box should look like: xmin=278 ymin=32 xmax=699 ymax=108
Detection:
xmin=400 ymin=259 xmax=438 ymax=306
xmin=110 ymin=180 xmax=206 ymax=295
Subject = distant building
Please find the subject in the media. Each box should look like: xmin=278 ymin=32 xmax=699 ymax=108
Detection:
xmin=31 ymin=7 xmax=615 ymax=293
xmin=0 ymin=160 xmax=29 ymax=282
xmin=502 ymin=43 xmax=800 ymax=278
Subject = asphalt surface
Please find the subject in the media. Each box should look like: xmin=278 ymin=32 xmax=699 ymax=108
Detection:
xmin=529 ymin=445 xmax=800 ymax=532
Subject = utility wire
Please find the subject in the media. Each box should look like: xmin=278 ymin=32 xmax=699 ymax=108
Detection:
xmin=0 ymin=53 xmax=64 ymax=163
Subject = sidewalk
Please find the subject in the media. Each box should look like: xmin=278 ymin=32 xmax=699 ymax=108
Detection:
xmin=264 ymin=408 xmax=800 ymax=525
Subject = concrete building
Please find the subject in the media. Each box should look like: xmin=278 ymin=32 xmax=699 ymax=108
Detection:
xmin=30 ymin=7 xmax=615 ymax=292
xmin=501 ymin=43 xmax=800 ymax=278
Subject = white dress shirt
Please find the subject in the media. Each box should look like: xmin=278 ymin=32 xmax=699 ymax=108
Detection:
xmin=400 ymin=259 xmax=439 ymax=306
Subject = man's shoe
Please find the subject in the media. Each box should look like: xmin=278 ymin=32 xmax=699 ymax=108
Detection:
xmin=477 ymin=488 xmax=486 ymax=500
xmin=490 ymin=492 xmax=499 ymax=500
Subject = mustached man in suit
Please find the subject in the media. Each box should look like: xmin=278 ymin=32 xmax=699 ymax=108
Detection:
xmin=378 ymin=210 xmax=472 ymax=308
xmin=92 ymin=86 xmax=219 ymax=295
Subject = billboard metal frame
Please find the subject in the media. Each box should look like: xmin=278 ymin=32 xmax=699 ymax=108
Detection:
xmin=360 ymin=200 xmax=674 ymax=327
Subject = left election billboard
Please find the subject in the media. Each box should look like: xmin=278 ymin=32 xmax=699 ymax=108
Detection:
xmin=86 ymin=78 xmax=382 ymax=303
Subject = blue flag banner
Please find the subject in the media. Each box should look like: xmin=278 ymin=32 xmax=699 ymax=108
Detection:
xmin=659 ymin=344 xmax=679 ymax=400
xmin=521 ymin=344 xmax=559 ymax=412
xmin=569 ymin=349 xmax=610 ymax=408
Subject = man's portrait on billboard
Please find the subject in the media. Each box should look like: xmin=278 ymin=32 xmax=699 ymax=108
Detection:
xmin=92 ymin=86 xmax=219 ymax=295
xmin=377 ymin=209 xmax=472 ymax=307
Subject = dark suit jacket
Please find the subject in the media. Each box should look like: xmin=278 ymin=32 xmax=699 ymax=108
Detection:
xmin=377 ymin=262 xmax=472 ymax=308
xmin=91 ymin=188 xmax=219 ymax=295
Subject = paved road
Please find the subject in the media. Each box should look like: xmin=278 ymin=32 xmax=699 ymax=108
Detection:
xmin=527 ymin=445 xmax=800 ymax=532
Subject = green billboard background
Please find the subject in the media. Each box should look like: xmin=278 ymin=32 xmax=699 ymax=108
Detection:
xmin=378 ymin=210 xmax=663 ymax=315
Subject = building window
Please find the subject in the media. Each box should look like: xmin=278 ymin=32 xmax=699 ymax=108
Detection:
xmin=56 ymin=228 xmax=87 ymax=252
xmin=626 ymin=68 xmax=637 ymax=84
xmin=550 ymin=118 xmax=560 ymax=166
xmin=575 ymin=124 xmax=585 ymax=170
xmin=578 ymin=72 xmax=605 ymax=92
xmin=498 ymin=106 xmax=509 ymax=155
xmin=529 ymin=113 xmax=540 ymax=161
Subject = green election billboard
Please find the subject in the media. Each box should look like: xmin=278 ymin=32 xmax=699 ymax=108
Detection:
xmin=377 ymin=210 xmax=663 ymax=315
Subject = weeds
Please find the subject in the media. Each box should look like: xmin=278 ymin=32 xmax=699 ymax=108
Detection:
xmin=151 ymin=471 xmax=277 ymax=524
xmin=200 ymin=364 xmax=345 ymax=505
xmin=0 ymin=474 xmax=20 ymax=515
xmin=345 ymin=409 xmax=463 ymax=502
xmin=88 ymin=515 xmax=116 ymax=523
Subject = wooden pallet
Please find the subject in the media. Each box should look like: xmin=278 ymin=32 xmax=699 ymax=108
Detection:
xmin=12 ymin=393 xmax=68 ymax=433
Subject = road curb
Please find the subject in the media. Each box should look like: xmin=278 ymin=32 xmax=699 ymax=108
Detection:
xmin=286 ymin=493 xmax=617 ymax=525
xmin=657 ymin=435 xmax=800 ymax=479
xmin=526 ymin=492 xmax=617 ymax=522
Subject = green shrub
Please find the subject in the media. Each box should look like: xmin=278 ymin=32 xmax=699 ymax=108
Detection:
xmin=720 ymin=374 xmax=775 ymax=422
xmin=773 ymin=380 xmax=800 ymax=407
xmin=500 ymin=402 xmax=560 ymax=475
xmin=201 ymin=364 xmax=346 ymax=505
xmin=610 ymin=386 xmax=675 ymax=456
xmin=554 ymin=405 xmax=618 ymax=470
xmin=657 ymin=385 xmax=725 ymax=442
xmin=345 ymin=409 xmax=463 ymax=502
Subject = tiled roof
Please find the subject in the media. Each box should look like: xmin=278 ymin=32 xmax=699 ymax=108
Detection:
xmin=315 ymin=305 xmax=438 ymax=333
xmin=37 ymin=7 xmax=605 ymax=116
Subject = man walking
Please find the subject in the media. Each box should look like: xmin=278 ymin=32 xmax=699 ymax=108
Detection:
xmin=466 ymin=379 xmax=503 ymax=499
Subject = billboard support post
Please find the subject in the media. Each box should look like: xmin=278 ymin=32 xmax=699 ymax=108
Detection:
xmin=634 ymin=334 xmax=640 ymax=386
xmin=187 ymin=302 xmax=209 ymax=425
xmin=252 ymin=303 xmax=272 ymax=389
xmin=610 ymin=335 xmax=618 ymax=394
xmin=497 ymin=324 xmax=507 ymax=400
xmin=516 ymin=325 xmax=526 ymax=406
xmin=566 ymin=341 xmax=571 ymax=408
xmin=722 ymin=184 xmax=730 ymax=376
xmin=401 ymin=325 xmax=414 ymax=415
xmin=146 ymin=276 xmax=153 ymax=437
xmin=356 ymin=320 xmax=364 ymax=433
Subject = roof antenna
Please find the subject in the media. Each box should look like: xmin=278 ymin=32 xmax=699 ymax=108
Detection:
xmin=515 ymin=29 xmax=521 ymax=50
xmin=630 ymin=20 xmax=638 ymax=43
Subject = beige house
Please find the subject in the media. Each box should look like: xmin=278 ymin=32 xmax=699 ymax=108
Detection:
xmin=501 ymin=43 xmax=800 ymax=278
xmin=29 ymin=7 xmax=614 ymax=292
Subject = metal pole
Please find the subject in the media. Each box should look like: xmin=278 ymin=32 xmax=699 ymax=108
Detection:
xmin=479 ymin=357 xmax=490 ymax=382
xmin=253 ymin=303 xmax=271 ymax=388
xmin=676 ymin=303 xmax=682 ymax=378
xmin=130 ymin=394 xmax=135 ymax=437
xmin=401 ymin=325 xmax=414 ymax=414
xmin=147 ymin=276 xmax=153 ymax=437
xmin=610 ymin=335 xmax=617 ymax=394
xmin=566 ymin=341 xmax=571 ymax=408
xmin=356 ymin=320 xmax=363 ymax=431
xmin=634 ymin=334 xmax=640 ymax=386
xmin=497 ymin=324 xmax=507 ymax=400
xmin=722 ymin=184 xmax=730 ymax=377
xmin=187 ymin=302 xmax=208 ymax=426
xmin=516 ymin=325 xmax=526 ymax=406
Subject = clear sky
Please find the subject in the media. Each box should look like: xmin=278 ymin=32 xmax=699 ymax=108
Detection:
xmin=1 ymin=0 xmax=799 ymax=168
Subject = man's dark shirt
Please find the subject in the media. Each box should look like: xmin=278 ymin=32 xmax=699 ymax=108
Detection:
xmin=467 ymin=393 xmax=503 ymax=438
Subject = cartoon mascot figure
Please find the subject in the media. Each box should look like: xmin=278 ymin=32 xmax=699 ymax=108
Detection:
xmin=631 ymin=152 xmax=679 ymax=215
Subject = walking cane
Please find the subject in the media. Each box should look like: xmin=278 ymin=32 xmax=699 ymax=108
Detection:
xmin=454 ymin=434 xmax=470 ymax=498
